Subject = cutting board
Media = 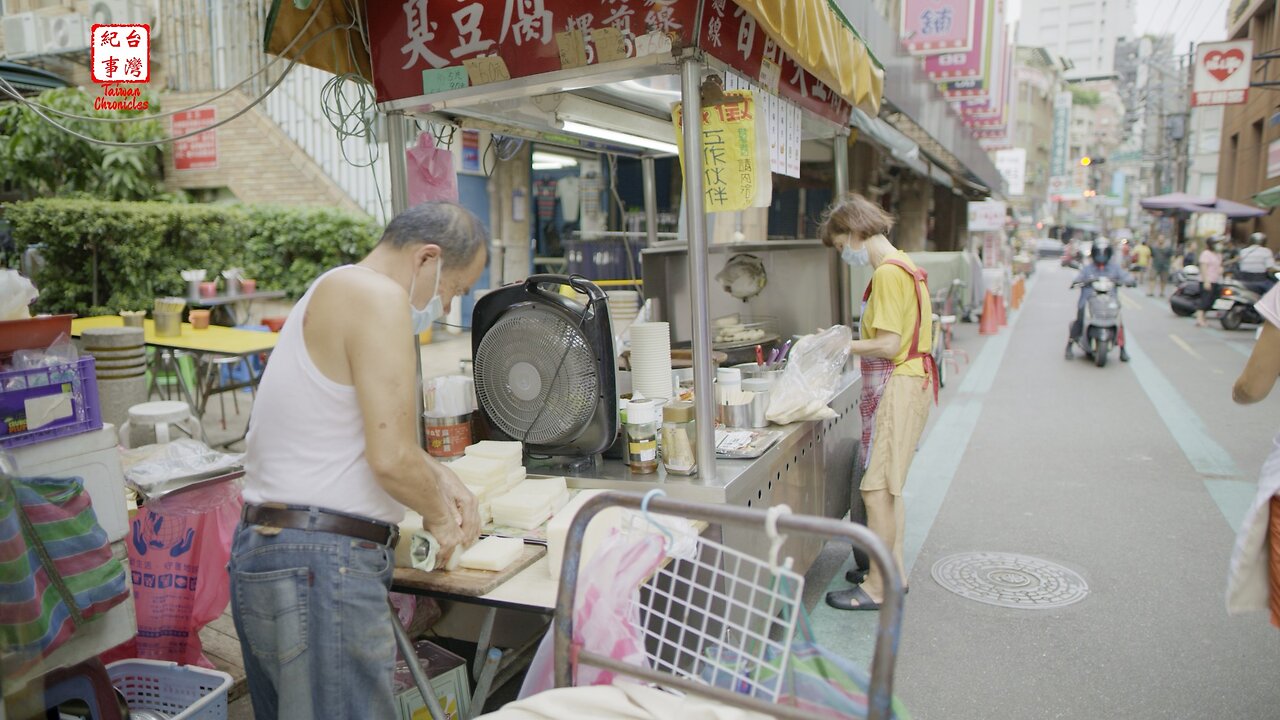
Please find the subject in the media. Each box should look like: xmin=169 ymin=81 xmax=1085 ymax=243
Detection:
xmin=392 ymin=543 xmax=545 ymax=597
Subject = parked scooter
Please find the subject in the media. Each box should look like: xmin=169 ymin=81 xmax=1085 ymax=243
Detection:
xmin=1069 ymin=276 xmax=1124 ymax=367
xmin=1169 ymin=265 xmax=1201 ymax=317
xmin=1218 ymin=272 xmax=1280 ymax=330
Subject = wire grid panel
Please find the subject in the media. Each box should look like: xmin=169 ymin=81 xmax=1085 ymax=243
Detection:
xmin=625 ymin=519 xmax=804 ymax=703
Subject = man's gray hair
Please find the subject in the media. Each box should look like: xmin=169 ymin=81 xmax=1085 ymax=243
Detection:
xmin=379 ymin=202 xmax=487 ymax=266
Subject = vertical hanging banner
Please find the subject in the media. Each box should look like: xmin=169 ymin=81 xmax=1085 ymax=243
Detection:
xmin=672 ymin=90 xmax=771 ymax=213
xmin=924 ymin=0 xmax=986 ymax=81
xmin=940 ymin=0 xmax=1001 ymax=100
xmin=900 ymin=0 xmax=978 ymax=55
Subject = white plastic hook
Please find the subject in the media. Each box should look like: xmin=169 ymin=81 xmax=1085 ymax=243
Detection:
xmin=765 ymin=504 xmax=793 ymax=574
xmin=640 ymin=488 xmax=674 ymax=544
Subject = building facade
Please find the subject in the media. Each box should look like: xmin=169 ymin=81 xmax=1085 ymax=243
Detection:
xmin=1218 ymin=0 xmax=1280 ymax=244
xmin=1012 ymin=46 xmax=1065 ymax=223
xmin=1017 ymin=0 xmax=1137 ymax=80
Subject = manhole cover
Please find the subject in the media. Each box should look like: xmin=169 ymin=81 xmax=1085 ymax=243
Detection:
xmin=931 ymin=552 xmax=1089 ymax=610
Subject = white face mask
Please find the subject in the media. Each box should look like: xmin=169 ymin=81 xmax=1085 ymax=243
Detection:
xmin=409 ymin=257 xmax=444 ymax=335
xmin=842 ymin=244 xmax=870 ymax=267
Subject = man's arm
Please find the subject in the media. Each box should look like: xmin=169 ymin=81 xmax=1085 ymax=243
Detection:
xmin=1234 ymin=323 xmax=1280 ymax=404
xmin=344 ymin=281 xmax=480 ymax=558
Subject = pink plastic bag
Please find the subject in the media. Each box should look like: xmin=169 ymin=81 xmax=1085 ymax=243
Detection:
xmin=519 ymin=530 xmax=667 ymax=697
xmin=406 ymin=132 xmax=458 ymax=205
xmin=111 ymin=480 xmax=242 ymax=668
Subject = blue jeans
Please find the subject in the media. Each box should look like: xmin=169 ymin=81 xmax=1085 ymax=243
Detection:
xmin=229 ymin=517 xmax=397 ymax=720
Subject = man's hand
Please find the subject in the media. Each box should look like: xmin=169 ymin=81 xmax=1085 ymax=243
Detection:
xmin=422 ymin=512 xmax=466 ymax=570
xmin=436 ymin=465 xmax=481 ymax=545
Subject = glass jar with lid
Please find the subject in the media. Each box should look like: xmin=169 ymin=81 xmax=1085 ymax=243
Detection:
xmin=661 ymin=400 xmax=697 ymax=476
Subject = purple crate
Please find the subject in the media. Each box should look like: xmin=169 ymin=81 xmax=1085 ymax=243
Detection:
xmin=0 ymin=356 xmax=103 ymax=449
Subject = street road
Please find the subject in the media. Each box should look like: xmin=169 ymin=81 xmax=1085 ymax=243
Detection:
xmin=809 ymin=260 xmax=1280 ymax=719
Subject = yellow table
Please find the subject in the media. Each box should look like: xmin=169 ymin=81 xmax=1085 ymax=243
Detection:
xmin=72 ymin=316 xmax=278 ymax=444
xmin=70 ymin=316 xmax=278 ymax=354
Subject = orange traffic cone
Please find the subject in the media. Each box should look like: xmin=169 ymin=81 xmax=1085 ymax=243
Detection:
xmin=979 ymin=292 xmax=998 ymax=335
xmin=1011 ymin=280 xmax=1022 ymax=310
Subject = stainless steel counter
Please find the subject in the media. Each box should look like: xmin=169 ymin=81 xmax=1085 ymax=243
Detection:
xmin=561 ymin=372 xmax=862 ymax=571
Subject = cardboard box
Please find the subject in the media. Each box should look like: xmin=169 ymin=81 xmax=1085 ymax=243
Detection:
xmin=393 ymin=640 xmax=471 ymax=720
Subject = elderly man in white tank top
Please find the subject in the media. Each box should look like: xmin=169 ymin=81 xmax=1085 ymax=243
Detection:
xmin=229 ymin=202 xmax=487 ymax=720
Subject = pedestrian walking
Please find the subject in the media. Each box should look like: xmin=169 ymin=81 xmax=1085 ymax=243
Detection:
xmin=1182 ymin=241 xmax=1199 ymax=270
xmin=1195 ymin=237 xmax=1225 ymax=328
xmin=1150 ymin=236 xmax=1174 ymax=297
xmin=1132 ymin=238 xmax=1152 ymax=287
xmin=819 ymin=193 xmax=935 ymax=611
xmin=1228 ymin=282 xmax=1280 ymax=630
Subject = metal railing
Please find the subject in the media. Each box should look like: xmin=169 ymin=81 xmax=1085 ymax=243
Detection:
xmin=159 ymin=0 xmax=391 ymax=220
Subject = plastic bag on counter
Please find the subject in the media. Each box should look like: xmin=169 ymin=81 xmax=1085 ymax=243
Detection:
xmin=104 ymin=479 xmax=243 ymax=668
xmin=766 ymin=325 xmax=852 ymax=425
xmin=0 ymin=269 xmax=38 ymax=321
xmin=121 ymin=439 xmax=244 ymax=493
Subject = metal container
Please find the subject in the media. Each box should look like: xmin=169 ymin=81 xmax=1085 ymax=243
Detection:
xmin=424 ymin=413 xmax=471 ymax=458
xmin=717 ymin=402 xmax=751 ymax=428
xmin=743 ymin=378 xmax=772 ymax=428
xmin=119 ymin=310 xmax=145 ymax=328
xmin=154 ymin=311 xmax=182 ymax=337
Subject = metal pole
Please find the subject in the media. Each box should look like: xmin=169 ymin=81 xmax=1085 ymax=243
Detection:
xmin=833 ymin=130 xmax=850 ymax=198
xmin=680 ymin=58 xmax=717 ymax=480
xmin=642 ymin=156 xmax=659 ymax=248
xmin=833 ymin=130 xmax=851 ymax=325
xmin=387 ymin=112 xmax=410 ymax=215
xmin=389 ymin=600 xmax=449 ymax=720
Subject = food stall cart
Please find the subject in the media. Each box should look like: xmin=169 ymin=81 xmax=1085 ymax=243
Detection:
xmin=340 ymin=0 xmax=885 ymax=571
xmin=259 ymin=0 xmax=883 ymax=571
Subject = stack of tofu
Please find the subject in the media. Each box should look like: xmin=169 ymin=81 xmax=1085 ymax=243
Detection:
xmin=448 ymin=441 xmax=571 ymax=529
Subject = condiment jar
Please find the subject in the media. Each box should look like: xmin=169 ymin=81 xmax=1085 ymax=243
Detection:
xmin=661 ymin=401 xmax=697 ymax=475
xmin=626 ymin=399 xmax=659 ymax=474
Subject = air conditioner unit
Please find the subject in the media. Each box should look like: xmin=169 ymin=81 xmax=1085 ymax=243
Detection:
xmin=1 ymin=13 xmax=47 ymax=60
xmin=89 ymin=0 xmax=153 ymax=26
xmin=42 ymin=13 xmax=90 ymax=54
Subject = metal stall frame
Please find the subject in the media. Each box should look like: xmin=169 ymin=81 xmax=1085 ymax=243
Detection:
xmin=377 ymin=45 xmax=854 ymax=485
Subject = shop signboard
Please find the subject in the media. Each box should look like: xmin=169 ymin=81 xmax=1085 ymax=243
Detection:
xmin=1050 ymin=91 xmax=1072 ymax=177
xmin=966 ymin=43 xmax=1012 ymax=127
xmin=172 ymin=107 xmax=217 ymax=170
xmin=925 ymin=0 xmax=987 ymax=81
xmin=901 ymin=0 xmax=978 ymax=56
xmin=968 ymin=200 xmax=1006 ymax=231
xmin=940 ymin=0 xmax=1001 ymax=99
xmin=365 ymin=0 xmax=700 ymax=104
xmin=1268 ymin=138 xmax=1280 ymax=179
xmin=699 ymin=1 xmax=854 ymax=125
xmin=994 ymin=149 xmax=1025 ymax=196
xmin=673 ymin=90 xmax=769 ymax=213
xmin=1047 ymin=174 xmax=1070 ymax=197
xmin=1192 ymin=40 xmax=1252 ymax=107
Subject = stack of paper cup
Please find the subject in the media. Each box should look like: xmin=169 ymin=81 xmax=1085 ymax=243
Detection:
xmin=607 ymin=291 xmax=641 ymax=332
xmin=630 ymin=321 xmax=673 ymax=400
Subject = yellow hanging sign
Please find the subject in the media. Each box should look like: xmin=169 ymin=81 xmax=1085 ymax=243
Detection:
xmin=673 ymin=90 xmax=769 ymax=213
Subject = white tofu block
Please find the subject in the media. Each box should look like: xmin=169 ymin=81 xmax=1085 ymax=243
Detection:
xmin=545 ymin=491 xmax=625 ymax=577
xmin=464 ymin=440 xmax=524 ymax=466
xmin=458 ymin=536 xmax=525 ymax=571
xmin=463 ymin=483 xmax=492 ymax=502
xmin=448 ymin=455 xmax=509 ymax=487
xmin=490 ymin=499 xmax=553 ymax=530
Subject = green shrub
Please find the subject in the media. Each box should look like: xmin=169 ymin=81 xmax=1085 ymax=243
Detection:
xmin=5 ymin=198 xmax=381 ymax=316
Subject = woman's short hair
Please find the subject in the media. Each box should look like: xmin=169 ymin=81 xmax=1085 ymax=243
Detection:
xmin=819 ymin=193 xmax=895 ymax=247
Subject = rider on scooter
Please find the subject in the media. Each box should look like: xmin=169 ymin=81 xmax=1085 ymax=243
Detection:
xmin=1230 ymin=232 xmax=1277 ymax=294
xmin=1066 ymin=237 xmax=1136 ymax=362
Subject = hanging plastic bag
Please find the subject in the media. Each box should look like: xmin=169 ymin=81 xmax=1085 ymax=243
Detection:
xmin=519 ymin=530 xmax=667 ymax=698
xmin=0 ymin=269 xmax=39 ymax=321
xmin=108 ymin=480 xmax=242 ymax=668
xmin=406 ymin=131 xmax=459 ymax=205
xmin=766 ymin=326 xmax=853 ymax=424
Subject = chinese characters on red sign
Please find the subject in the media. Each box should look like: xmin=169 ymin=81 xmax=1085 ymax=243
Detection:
xmin=172 ymin=108 xmax=218 ymax=171
xmin=366 ymin=0 xmax=699 ymax=104
xmin=91 ymin=24 xmax=150 ymax=86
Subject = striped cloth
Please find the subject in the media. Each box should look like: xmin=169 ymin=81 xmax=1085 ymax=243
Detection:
xmin=0 ymin=476 xmax=129 ymax=674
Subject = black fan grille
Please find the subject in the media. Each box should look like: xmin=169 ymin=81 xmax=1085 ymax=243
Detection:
xmin=474 ymin=305 xmax=599 ymax=445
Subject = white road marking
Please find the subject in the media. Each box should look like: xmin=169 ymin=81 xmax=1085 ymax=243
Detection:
xmin=1169 ymin=333 xmax=1205 ymax=361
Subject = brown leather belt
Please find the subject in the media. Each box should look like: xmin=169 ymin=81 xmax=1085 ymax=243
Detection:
xmin=242 ymin=503 xmax=399 ymax=548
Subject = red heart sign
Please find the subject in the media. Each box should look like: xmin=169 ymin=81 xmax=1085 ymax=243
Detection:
xmin=1205 ymin=49 xmax=1245 ymax=82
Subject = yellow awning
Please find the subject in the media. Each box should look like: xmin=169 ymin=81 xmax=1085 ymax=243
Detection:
xmin=733 ymin=0 xmax=885 ymax=114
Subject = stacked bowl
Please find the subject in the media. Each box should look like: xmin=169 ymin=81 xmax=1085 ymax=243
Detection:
xmin=629 ymin=321 xmax=673 ymax=401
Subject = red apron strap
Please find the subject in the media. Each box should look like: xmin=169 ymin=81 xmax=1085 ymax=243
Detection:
xmin=880 ymin=259 xmax=939 ymax=405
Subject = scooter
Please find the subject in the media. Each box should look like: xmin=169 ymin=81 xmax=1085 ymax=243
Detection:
xmin=1069 ymin=277 xmax=1124 ymax=367
xmin=1170 ymin=265 xmax=1201 ymax=317
xmin=1218 ymin=272 xmax=1280 ymax=330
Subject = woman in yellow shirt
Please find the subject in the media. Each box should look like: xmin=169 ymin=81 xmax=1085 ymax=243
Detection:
xmin=821 ymin=193 xmax=936 ymax=612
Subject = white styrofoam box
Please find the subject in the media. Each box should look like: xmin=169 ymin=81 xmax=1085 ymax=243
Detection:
xmin=9 ymin=424 xmax=129 ymax=542
xmin=545 ymin=490 xmax=625 ymax=578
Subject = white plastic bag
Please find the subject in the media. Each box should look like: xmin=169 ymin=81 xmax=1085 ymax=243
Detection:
xmin=0 ymin=269 xmax=38 ymax=321
xmin=766 ymin=326 xmax=853 ymax=424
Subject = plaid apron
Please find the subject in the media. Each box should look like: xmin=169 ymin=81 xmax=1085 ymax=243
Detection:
xmin=859 ymin=260 xmax=938 ymax=469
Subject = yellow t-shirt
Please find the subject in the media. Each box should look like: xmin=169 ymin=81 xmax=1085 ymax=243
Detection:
xmin=1133 ymin=244 xmax=1152 ymax=267
xmin=862 ymin=251 xmax=932 ymax=377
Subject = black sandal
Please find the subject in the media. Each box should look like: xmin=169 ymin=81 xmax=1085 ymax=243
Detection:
xmin=844 ymin=569 xmax=909 ymax=594
xmin=826 ymin=586 xmax=881 ymax=611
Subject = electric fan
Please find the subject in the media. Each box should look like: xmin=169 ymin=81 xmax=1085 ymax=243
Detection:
xmin=471 ymin=274 xmax=617 ymax=463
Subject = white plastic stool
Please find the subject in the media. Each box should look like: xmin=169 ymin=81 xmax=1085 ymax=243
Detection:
xmin=118 ymin=401 xmax=205 ymax=448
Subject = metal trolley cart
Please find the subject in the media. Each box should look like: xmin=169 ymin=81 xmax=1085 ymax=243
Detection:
xmin=549 ymin=490 xmax=905 ymax=720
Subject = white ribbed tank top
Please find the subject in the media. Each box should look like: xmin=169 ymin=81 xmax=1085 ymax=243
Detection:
xmin=242 ymin=266 xmax=406 ymax=524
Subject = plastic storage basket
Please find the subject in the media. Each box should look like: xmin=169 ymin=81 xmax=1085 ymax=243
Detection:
xmin=107 ymin=660 xmax=232 ymax=720
xmin=0 ymin=356 xmax=102 ymax=449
